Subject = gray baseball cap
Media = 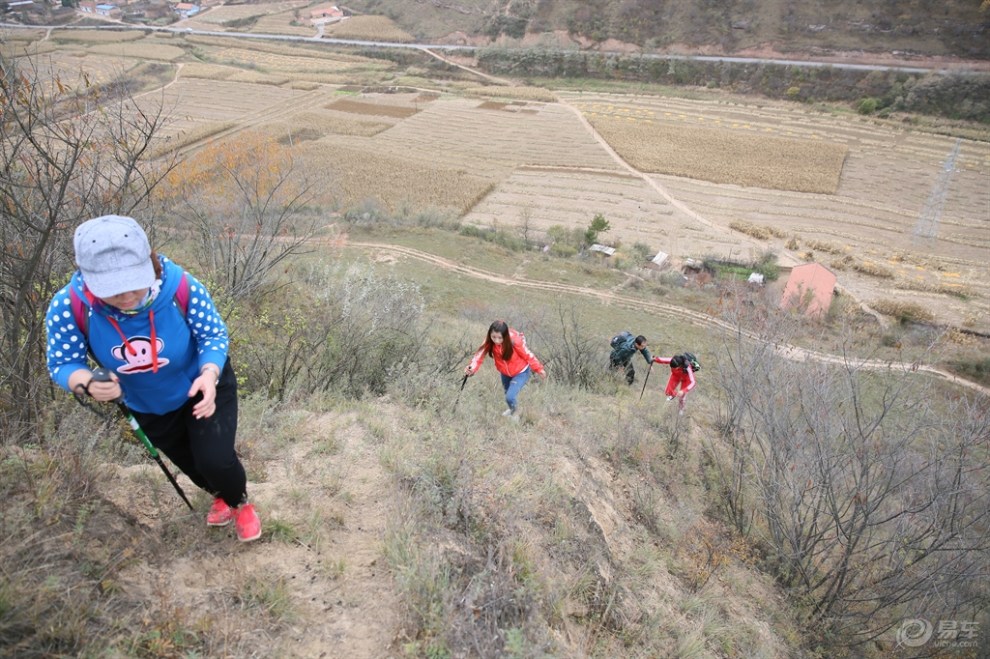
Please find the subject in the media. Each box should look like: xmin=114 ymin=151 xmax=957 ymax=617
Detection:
xmin=74 ymin=215 xmax=155 ymax=298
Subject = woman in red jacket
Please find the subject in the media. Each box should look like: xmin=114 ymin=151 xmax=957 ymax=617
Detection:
xmin=653 ymin=354 xmax=696 ymax=414
xmin=465 ymin=320 xmax=546 ymax=418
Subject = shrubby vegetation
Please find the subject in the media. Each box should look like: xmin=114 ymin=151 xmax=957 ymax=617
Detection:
xmin=477 ymin=48 xmax=990 ymax=123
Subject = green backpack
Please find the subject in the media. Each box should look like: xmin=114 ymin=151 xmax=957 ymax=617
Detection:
xmin=682 ymin=352 xmax=701 ymax=372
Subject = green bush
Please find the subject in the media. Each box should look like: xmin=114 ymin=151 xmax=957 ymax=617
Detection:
xmin=857 ymin=97 xmax=879 ymax=114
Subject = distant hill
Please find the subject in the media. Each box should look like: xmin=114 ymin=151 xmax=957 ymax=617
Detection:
xmin=342 ymin=0 xmax=989 ymax=61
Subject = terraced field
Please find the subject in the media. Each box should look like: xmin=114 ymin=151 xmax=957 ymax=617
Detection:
xmin=10 ymin=27 xmax=985 ymax=329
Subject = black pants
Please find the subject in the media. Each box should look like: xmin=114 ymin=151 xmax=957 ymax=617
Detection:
xmin=609 ymin=354 xmax=636 ymax=385
xmin=132 ymin=360 xmax=246 ymax=508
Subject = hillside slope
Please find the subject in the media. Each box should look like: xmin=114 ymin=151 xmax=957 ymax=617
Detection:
xmin=342 ymin=0 xmax=990 ymax=60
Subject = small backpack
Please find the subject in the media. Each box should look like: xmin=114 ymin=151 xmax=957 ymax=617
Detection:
xmin=610 ymin=330 xmax=633 ymax=349
xmin=69 ymin=273 xmax=190 ymax=339
xmin=682 ymin=352 xmax=701 ymax=372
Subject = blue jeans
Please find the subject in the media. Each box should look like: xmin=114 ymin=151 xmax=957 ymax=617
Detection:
xmin=500 ymin=367 xmax=531 ymax=412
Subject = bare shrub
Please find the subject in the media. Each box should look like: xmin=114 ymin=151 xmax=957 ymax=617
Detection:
xmin=852 ymin=260 xmax=894 ymax=279
xmin=871 ymin=299 xmax=936 ymax=324
xmin=159 ymin=133 xmax=319 ymax=301
xmin=235 ymin=261 xmax=427 ymax=401
xmin=0 ymin=54 xmax=174 ymax=442
xmin=806 ymin=239 xmax=844 ymax=255
xmin=529 ymin=303 xmax=609 ymax=391
xmin=729 ymin=220 xmax=772 ymax=240
xmin=710 ymin=302 xmax=990 ymax=650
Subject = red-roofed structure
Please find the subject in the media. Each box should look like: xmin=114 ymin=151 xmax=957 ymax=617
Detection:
xmin=780 ymin=263 xmax=837 ymax=316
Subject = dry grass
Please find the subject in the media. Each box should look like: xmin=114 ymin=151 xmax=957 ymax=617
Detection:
xmin=730 ymin=221 xmax=772 ymax=240
xmin=207 ymin=46 xmax=372 ymax=74
xmin=188 ymin=0 xmax=305 ymax=25
xmin=1 ymin=29 xmax=47 ymax=41
xmin=464 ymin=86 xmax=557 ymax=102
xmin=806 ymin=239 xmax=845 ymax=255
xmin=0 ymin=41 xmax=59 ymax=58
xmin=323 ymin=15 xmax=415 ymax=42
xmin=585 ymin=114 xmax=848 ymax=193
xmin=852 ymin=260 xmax=895 ymax=279
xmin=226 ymin=70 xmax=291 ymax=85
xmin=870 ymin=299 xmax=936 ymax=323
xmin=893 ymin=279 xmax=971 ymax=299
xmin=248 ymin=12 xmax=317 ymax=37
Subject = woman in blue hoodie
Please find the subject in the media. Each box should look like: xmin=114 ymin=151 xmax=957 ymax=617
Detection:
xmin=45 ymin=215 xmax=261 ymax=542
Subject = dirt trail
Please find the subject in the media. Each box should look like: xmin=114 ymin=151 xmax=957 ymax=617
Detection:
xmin=109 ymin=411 xmax=402 ymax=658
xmin=348 ymin=240 xmax=989 ymax=398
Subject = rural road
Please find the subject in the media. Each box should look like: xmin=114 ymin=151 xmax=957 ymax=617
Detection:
xmin=348 ymin=241 xmax=990 ymax=398
xmin=2 ymin=21 xmax=987 ymax=75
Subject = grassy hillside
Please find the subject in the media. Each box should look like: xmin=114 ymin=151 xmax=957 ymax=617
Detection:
xmin=3 ymin=224 xmax=988 ymax=657
xmin=2 ymin=30 xmax=988 ymax=659
xmin=343 ymin=0 xmax=990 ymax=59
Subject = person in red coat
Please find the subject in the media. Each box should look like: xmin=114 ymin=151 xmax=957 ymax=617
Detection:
xmin=465 ymin=320 xmax=546 ymax=418
xmin=653 ymin=354 xmax=696 ymax=414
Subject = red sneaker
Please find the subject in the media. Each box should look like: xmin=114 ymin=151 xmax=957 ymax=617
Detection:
xmin=206 ymin=497 xmax=234 ymax=527
xmin=235 ymin=503 xmax=262 ymax=542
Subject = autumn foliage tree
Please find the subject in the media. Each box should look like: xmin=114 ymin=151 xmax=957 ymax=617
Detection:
xmin=157 ymin=132 xmax=318 ymax=302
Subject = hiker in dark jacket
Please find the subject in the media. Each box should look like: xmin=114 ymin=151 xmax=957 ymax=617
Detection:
xmin=610 ymin=334 xmax=653 ymax=385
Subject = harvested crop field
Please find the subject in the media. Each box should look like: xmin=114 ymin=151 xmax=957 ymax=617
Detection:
xmin=463 ymin=167 xmax=733 ymax=252
xmin=578 ymin=101 xmax=848 ymax=193
xmin=556 ymin=92 xmax=988 ymax=329
xmin=296 ymin=141 xmax=494 ymax=214
xmin=86 ymin=42 xmax=186 ymax=62
xmin=375 ymin=97 xmax=624 ymax=177
xmin=322 ymin=16 xmax=414 ymax=43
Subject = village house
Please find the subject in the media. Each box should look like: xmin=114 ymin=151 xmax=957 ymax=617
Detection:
xmin=780 ymin=262 xmax=837 ymax=317
xmin=173 ymin=1 xmax=198 ymax=17
xmin=309 ymin=4 xmax=342 ymax=25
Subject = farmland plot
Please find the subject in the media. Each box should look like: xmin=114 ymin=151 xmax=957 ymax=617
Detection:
xmin=556 ymin=92 xmax=988 ymax=329
xmin=463 ymin=167 xmax=733 ymax=253
xmin=376 ymin=97 xmax=624 ymax=178
xmin=130 ymin=78 xmax=327 ymax=141
xmin=9 ymin=50 xmax=138 ymax=87
xmin=296 ymin=140 xmax=495 ymax=214
xmin=180 ymin=1 xmax=308 ymax=28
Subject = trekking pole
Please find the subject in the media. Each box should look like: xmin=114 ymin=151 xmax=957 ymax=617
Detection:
xmin=90 ymin=367 xmax=195 ymax=511
xmin=639 ymin=362 xmax=653 ymax=400
xmin=452 ymin=373 xmax=469 ymax=413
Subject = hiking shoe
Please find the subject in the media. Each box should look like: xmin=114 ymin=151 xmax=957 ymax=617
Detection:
xmin=206 ymin=497 xmax=234 ymax=527
xmin=235 ymin=503 xmax=262 ymax=542
xmin=502 ymin=408 xmax=515 ymax=417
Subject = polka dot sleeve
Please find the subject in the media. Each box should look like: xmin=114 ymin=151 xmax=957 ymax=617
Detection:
xmin=182 ymin=273 xmax=229 ymax=372
xmin=45 ymin=285 xmax=90 ymax=391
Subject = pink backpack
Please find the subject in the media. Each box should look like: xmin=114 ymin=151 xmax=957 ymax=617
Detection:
xmin=69 ymin=273 xmax=190 ymax=338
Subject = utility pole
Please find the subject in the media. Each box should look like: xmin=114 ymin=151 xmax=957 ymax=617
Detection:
xmin=913 ymin=139 xmax=961 ymax=241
